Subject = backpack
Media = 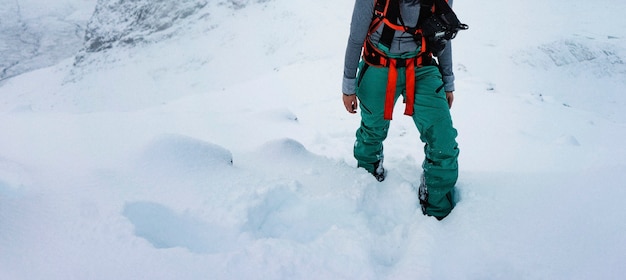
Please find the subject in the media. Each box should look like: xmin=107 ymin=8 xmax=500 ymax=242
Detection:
xmin=365 ymin=0 xmax=468 ymax=64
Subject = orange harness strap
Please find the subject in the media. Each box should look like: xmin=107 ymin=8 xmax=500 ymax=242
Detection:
xmin=384 ymin=59 xmax=398 ymax=120
xmin=364 ymin=39 xmax=431 ymax=120
xmin=404 ymin=60 xmax=416 ymax=117
xmin=383 ymin=57 xmax=417 ymax=120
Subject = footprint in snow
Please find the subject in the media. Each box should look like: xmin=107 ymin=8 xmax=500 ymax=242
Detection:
xmin=123 ymin=201 xmax=238 ymax=254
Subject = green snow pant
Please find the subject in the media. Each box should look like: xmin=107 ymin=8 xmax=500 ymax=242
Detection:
xmin=354 ymin=62 xmax=459 ymax=218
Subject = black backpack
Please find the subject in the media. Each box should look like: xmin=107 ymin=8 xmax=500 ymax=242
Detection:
xmin=372 ymin=0 xmax=468 ymax=54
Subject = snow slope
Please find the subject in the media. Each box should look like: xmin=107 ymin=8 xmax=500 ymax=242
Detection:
xmin=1 ymin=0 xmax=626 ymax=279
xmin=0 ymin=0 xmax=95 ymax=81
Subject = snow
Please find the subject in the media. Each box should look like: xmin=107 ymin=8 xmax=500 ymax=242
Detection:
xmin=2 ymin=0 xmax=626 ymax=279
xmin=0 ymin=0 xmax=95 ymax=80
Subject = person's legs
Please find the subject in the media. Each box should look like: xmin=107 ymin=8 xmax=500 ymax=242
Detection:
xmin=354 ymin=64 xmax=401 ymax=177
xmin=411 ymin=66 xmax=460 ymax=218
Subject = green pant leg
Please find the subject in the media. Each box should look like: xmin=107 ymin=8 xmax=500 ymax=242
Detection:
xmin=411 ymin=66 xmax=460 ymax=218
xmin=354 ymin=64 xmax=403 ymax=174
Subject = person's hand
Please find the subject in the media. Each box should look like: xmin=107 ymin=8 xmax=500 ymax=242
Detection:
xmin=446 ymin=91 xmax=454 ymax=109
xmin=343 ymin=93 xmax=358 ymax=114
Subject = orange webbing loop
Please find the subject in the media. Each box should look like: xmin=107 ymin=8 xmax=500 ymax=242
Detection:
xmin=404 ymin=58 xmax=416 ymax=117
xmin=384 ymin=59 xmax=398 ymax=120
xmin=383 ymin=57 xmax=417 ymax=120
xmin=363 ymin=38 xmax=426 ymax=120
xmin=381 ymin=18 xmax=409 ymax=32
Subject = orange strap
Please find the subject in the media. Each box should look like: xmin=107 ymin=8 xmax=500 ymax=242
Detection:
xmin=384 ymin=59 xmax=398 ymax=120
xmin=383 ymin=57 xmax=416 ymax=120
xmin=404 ymin=61 xmax=415 ymax=117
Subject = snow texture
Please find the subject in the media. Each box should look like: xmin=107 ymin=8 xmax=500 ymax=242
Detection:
xmin=0 ymin=0 xmax=95 ymax=81
xmin=81 ymin=0 xmax=208 ymax=53
xmin=1 ymin=0 xmax=626 ymax=279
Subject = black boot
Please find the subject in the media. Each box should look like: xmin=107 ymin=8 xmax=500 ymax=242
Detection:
xmin=419 ymin=174 xmax=448 ymax=220
xmin=418 ymin=177 xmax=429 ymax=214
xmin=372 ymin=160 xmax=386 ymax=182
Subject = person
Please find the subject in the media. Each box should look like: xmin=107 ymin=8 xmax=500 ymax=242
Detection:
xmin=342 ymin=0 xmax=460 ymax=220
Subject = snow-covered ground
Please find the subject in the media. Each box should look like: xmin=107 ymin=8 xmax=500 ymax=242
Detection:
xmin=1 ymin=0 xmax=626 ymax=279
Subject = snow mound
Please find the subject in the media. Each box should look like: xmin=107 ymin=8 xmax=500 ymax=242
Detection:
xmin=136 ymin=133 xmax=233 ymax=176
xmin=255 ymin=138 xmax=310 ymax=159
xmin=0 ymin=158 xmax=31 ymax=198
xmin=553 ymin=134 xmax=581 ymax=146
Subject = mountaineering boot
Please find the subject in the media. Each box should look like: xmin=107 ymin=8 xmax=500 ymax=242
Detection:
xmin=418 ymin=176 xmax=428 ymax=214
xmin=373 ymin=160 xmax=386 ymax=182
xmin=419 ymin=174 xmax=452 ymax=221
xmin=419 ymin=182 xmax=447 ymax=220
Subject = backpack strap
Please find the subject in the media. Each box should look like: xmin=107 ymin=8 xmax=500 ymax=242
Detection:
xmin=418 ymin=0 xmax=435 ymax=26
xmin=377 ymin=0 xmax=399 ymax=49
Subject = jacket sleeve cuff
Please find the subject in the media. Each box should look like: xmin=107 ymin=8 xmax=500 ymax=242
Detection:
xmin=342 ymin=76 xmax=357 ymax=95
xmin=443 ymin=75 xmax=455 ymax=92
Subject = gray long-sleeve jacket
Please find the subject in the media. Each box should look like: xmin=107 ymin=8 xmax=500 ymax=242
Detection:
xmin=342 ymin=0 xmax=455 ymax=95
